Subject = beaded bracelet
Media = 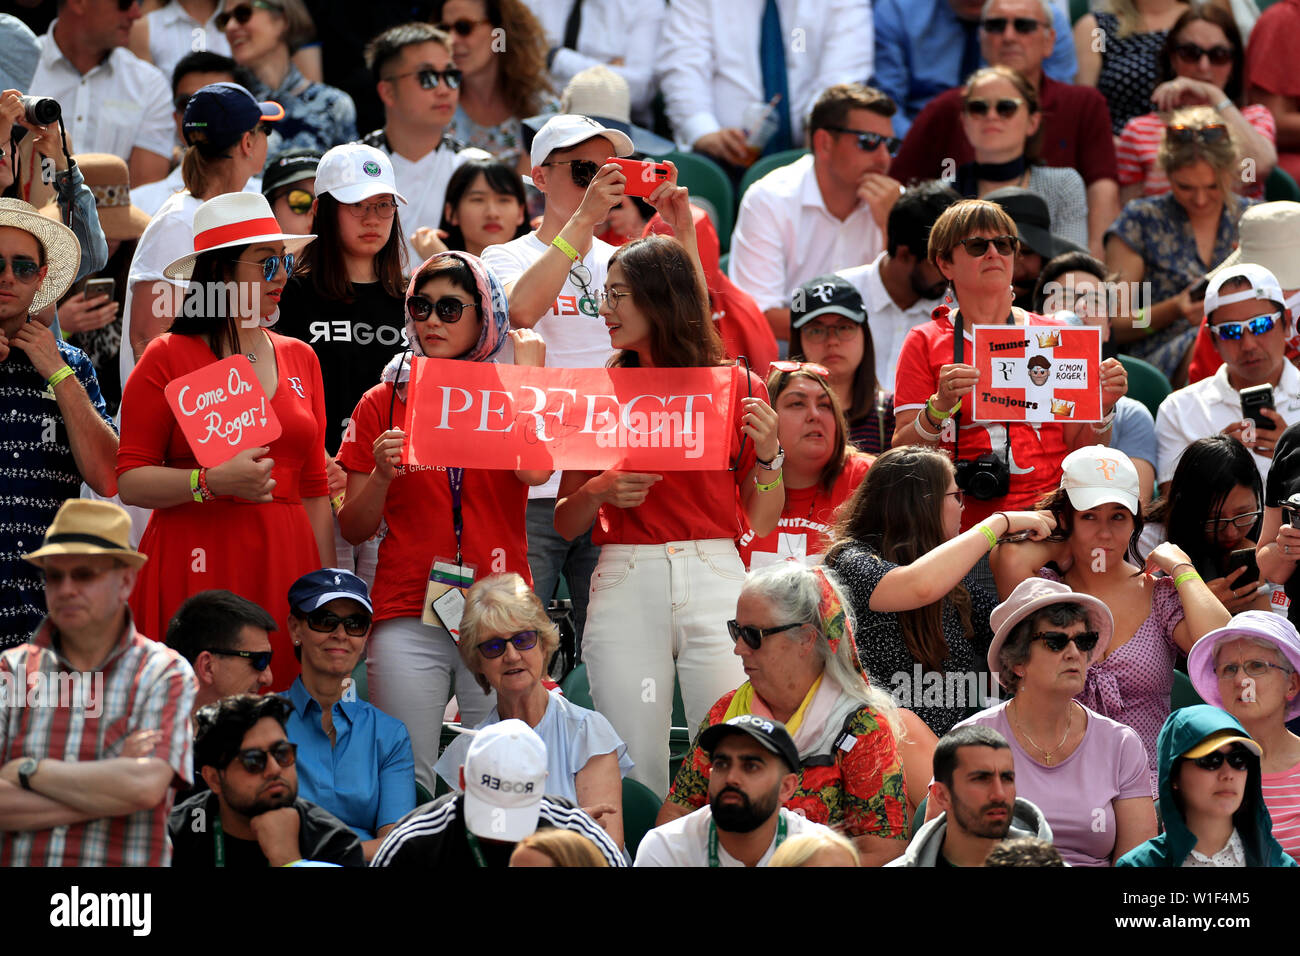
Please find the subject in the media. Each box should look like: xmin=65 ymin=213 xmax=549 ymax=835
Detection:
xmin=197 ymin=467 xmax=215 ymax=501
xmin=47 ymin=365 xmax=75 ymax=389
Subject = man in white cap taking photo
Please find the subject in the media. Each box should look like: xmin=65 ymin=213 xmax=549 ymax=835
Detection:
xmin=0 ymin=198 xmax=119 ymax=647
xmin=370 ymin=718 xmax=624 ymax=867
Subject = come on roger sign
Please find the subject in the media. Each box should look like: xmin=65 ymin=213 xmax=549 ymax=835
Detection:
xmin=970 ymin=324 xmax=1103 ymax=423
xmin=164 ymin=356 xmax=282 ymax=466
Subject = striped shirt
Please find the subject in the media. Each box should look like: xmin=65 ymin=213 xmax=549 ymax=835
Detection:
xmin=1117 ymin=106 xmax=1276 ymax=199
xmin=0 ymin=614 xmax=196 ymax=866
xmin=1262 ymin=762 xmax=1300 ymax=860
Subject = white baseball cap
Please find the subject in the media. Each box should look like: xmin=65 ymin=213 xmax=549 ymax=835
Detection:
xmin=314 ymin=143 xmax=408 ymax=205
xmin=461 ymin=719 xmax=548 ymax=842
xmin=1060 ymin=446 xmax=1140 ymax=515
xmin=528 ymin=113 xmax=634 ymax=169
xmin=1204 ymin=262 xmax=1285 ymax=318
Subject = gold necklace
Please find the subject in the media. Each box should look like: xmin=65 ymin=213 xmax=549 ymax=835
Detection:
xmin=1012 ymin=698 xmax=1074 ymax=765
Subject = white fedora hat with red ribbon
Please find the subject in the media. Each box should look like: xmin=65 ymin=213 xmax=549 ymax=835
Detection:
xmin=163 ymin=191 xmax=315 ymax=280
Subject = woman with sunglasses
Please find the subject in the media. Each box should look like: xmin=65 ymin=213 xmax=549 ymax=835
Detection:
xmin=1142 ymin=435 xmax=1270 ymax=614
xmin=1117 ymin=4 xmax=1276 ymax=205
xmin=433 ymin=0 xmax=560 ymax=174
xmin=992 ymin=446 xmax=1232 ymax=792
xmin=955 ymin=66 xmax=1088 ymax=250
xmin=736 ymin=364 xmax=871 ymax=571
xmin=117 ymin=191 xmax=331 ymax=691
xmin=336 ymin=251 xmax=547 ymax=794
xmin=1118 ymin=704 xmax=1295 ymax=866
xmin=434 ymin=573 xmax=633 ymax=849
xmin=283 ymin=568 xmax=415 ymax=862
xmin=1106 ymin=106 xmax=1254 ymax=381
xmin=945 ymin=577 xmax=1158 ymax=866
xmin=220 ymin=0 xmax=357 ymax=154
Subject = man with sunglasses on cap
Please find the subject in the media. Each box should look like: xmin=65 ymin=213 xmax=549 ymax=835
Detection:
xmin=361 ymin=22 xmax=491 ymax=268
xmin=1156 ymin=262 xmax=1300 ymax=496
xmin=635 ymin=715 xmax=836 ymax=867
xmin=170 ymin=693 xmax=366 ymax=866
xmin=0 ymin=499 xmax=196 ymax=867
xmin=165 ymin=590 xmax=277 ymax=717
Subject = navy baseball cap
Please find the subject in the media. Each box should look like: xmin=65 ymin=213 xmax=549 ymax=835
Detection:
xmin=184 ymin=82 xmax=284 ymax=153
xmin=700 ymin=714 xmax=801 ymax=774
xmin=791 ymin=274 xmax=866 ymax=329
xmin=288 ymin=568 xmax=373 ymax=614
xmin=262 ymin=148 xmax=322 ymax=195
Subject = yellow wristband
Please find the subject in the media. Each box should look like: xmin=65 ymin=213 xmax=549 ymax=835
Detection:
xmin=978 ymin=523 xmax=997 ymax=550
xmin=1173 ymin=570 xmax=1202 ymax=587
xmin=551 ymin=236 xmax=579 ymax=262
xmin=47 ymin=365 xmax=75 ymax=389
xmin=755 ymin=471 xmax=783 ymax=493
xmin=190 ymin=469 xmax=204 ymax=504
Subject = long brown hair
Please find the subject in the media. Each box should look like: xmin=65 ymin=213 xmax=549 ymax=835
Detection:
xmin=297 ymin=192 xmax=407 ymax=302
xmin=607 ymin=235 xmax=726 ymax=369
xmin=825 ymin=446 xmax=973 ymax=671
xmin=766 ymin=367 xmax=853 ymax=493
xmin=432 ymin=0 xmax=554 ymax=117
xmin=168 ymin=244 xmax=249 ymax=361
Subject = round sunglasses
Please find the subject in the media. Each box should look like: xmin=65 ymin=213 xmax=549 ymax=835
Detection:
xmin=963 ymin=97 xmax=1026 ymax=119
xmin=273 ymin=187 xmax=314 ymax=216
xmin=477 ymin=630 xmax=539 ymax=659
xmin=407 ymin=295 xmax=477 ymax=323
xmin=727 ymin=620 xmax=805 ymax=650
xmin=1188 ymin=748 xmax=1252 ymax=772
xmin=229 ymin=740 xmax=297 ymax=773
xmin=216 ymin=0 xmax=277 ymax=30
xmin=1032 ymin=630 xmax=1100 ymax=653
xmin=237 ymin=252 xmax=294 ymax=282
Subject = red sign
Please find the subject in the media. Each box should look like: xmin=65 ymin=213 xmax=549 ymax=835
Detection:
xmin=402 ymin=358 xmax=738 ymax=471
xmin=971 ymin=324 xmax=1103 ymax=423
xmin=164 ymin=356 xmax=282 ymax=466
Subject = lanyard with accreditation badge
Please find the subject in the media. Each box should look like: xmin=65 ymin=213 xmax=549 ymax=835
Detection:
xmin=707 ymin=814 xmax=787 ymax=867
xmin=422 ymin=467 xmax=475 ymax=640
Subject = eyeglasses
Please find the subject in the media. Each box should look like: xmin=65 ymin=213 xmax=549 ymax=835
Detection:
xmin=963 ymin=97 xmax=1026 ymax=119
xmin=595 ymin=286 xmax=632 ymax=312
xmin=1166 ymin=123 xmax=1229 ymax=146
xmin=980 ymin=17 xmax=1048 ymax=33
xmin=567 ymin=261 xmax=598 ymax=307
xmin=341 ymin=199 xmax=399 ymax=220
xmin=216 ymin=0 xmax=277 ymax=30
xmin=1173 ymin=42 xmax=1235 ymax=66
xmin=0 ymin=256 xmax=42 ymax=283
xmin=406 ymin=294 xmax=477 ymax=323
xmin=727 ymin=620 xmax=804 ymax=650
xmin=943 ymin=489 xmax=965 ymax=505
xmin=771 ymin=360 xmax=830 ymax=376
xmin=230 ymin=740 xmax=297 ymax=773
xmin=384 ymin=67 xmax=463 ymax=91
xmin=955 ymin=234 xmax=1021 ymax=257
xmin=826 ymin=126 xmax=902 ymax=155
xmin=303 ymin=607 xmax=371 ymax=637
xmin=42 ymin=565 xmax=118 ymax=586
xmin=800 ymin=323 xmax=860 ymax=343
xmin=437 ymin=18 xmax=489 ymax=36
xmin=477 ymin=630 xmax=540 ymax=659
xmin=1190 ymin=748 xmax=1252 ymax=772
xmin=275 ymin=187 xmax=314 ymax=215
xmin=1216 ymin=659 xmax=1292 ymax=680
xmin=542 ymin=158 xmax=600 ymax=189
xmin=1204 ymin=510 xmax=1262 ymax=532
xmin=1210 ymin=312 xmax=1279 ymax=341
xmin=1032 ymin=630 xmax=1100 ymax=653
xmin=237 ymin=252 xmax=294 ymax=281
xmin=205 ymin=647 xmax=273 ymax=670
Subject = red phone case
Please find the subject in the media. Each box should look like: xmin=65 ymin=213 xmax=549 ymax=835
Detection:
xmin=607 ymin=157 xmax=669 ymax=198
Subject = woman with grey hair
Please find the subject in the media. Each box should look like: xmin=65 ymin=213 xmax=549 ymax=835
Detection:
xmin=657 ymin=562 xmax=911 ymax=866
xmin=433 ymin=573 xmax=632 ymax=849
xmin=1188 ymin=610 xmax=1300 ymax=859
xmin=943 ymin=577 xmax=1157 ymax=866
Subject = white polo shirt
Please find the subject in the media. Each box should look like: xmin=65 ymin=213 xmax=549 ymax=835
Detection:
xmin=30 ymin=21 xmax=173 ymax=167
xmin=729 ymin=154 xmax=884 ymax=314
xmin=633 ymin=805 xmax=835 ymax=867
xmin=144 ymin=2 xmax=231 ymax=86
xmin=838 ymin=251 xmax=943 ymax=392
xmin=1155 ymin=360 xmax=1300 ymax=486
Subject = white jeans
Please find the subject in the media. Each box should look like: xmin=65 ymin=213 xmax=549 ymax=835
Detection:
xmin=367 ymin=616 xmax=497 ymax=793
xmin=583 ymin=539 xmax=748 ymax=798
xmin=332 ymin=516 xmax=379 ymax=591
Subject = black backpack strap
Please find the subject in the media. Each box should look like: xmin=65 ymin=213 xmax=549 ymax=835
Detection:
xmin=799 ymin=708 xmax=862 ymax=769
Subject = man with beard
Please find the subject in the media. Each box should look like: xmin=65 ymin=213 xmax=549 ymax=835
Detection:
xmin=634 ymin=715 xmax=836 ymax=867
xmin=890 ymin=726 xmax=1055 ymax=867
xmin=837 ymin=182 xmax=960 ymax=391
xmin=169 ymin=695 xmax=364 ymax=867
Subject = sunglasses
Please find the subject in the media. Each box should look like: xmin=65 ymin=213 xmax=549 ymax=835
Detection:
xmin=1190 ymin=748 xmax=1252 ymax=772
xmin=386 ymin=67 xmax=463 ymax=90
xmin=955 ymin=234 xmax=1020 ymax=257
xmin=275 ymin=187 xmax=314 ymax=215
xmin=173 ymin=94 xmax=192 ymax=114
xmin=406 ymin=294 xmax=477 ymax=323
xmin=1166 ymin=123 xmax=1229 ymax=145
xmin=0 ymin=256 xmax=42 ymax=283
xmin=237 ymin=252 xmax=294 ymax=281
xmin=230 ymin=740 xmax=297 ymax=773
xmin=826 ymin=126 xmax=902 ymax=155
xmin=980 ymin=16 xmax=1047 ymax=33
xmin=116 ymin=0 xmax=140 ymax=8
xmin=342 ymin=199 xmax=399 ymax=219
xmin=543 ymin=158 xmax=599 ymax=189
xmin=303 ymin=607 xmax=371 ymax=637
xmin=771 ymin=360 xmax=830 ymax=376
xmin=1210 ymin=312 xmax=1279 ymax=341
xmin=1032 ymin=630 xmax=1100 ymax=653
xmin=963 ymin=97 xmax=1026 ymax=119
xmin=1204 ymin=510 xmax=1262 ymax=532
xmin=42 ymin=565 xmax=118 ymax=585
xmin=216 ymin=0 xmax=277 ymax=29
xmin=1173 ymin=42 xmax=1234 ymax=66
xmin=437 ymin=18 xmax=489 ymax=36
xmin=477 ymin=630 xmax=540 ymax=659
xmin=727 ymin=619 xmax=804 ymax=650
xmin=205 ymin=647 xmax=273 ymax=670
xmin=1216 ymin=659 xmax=1291 ymax=680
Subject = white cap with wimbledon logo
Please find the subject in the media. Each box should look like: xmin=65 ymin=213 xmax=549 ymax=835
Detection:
xmin=314 ymin=142 xmax=408 ymax=206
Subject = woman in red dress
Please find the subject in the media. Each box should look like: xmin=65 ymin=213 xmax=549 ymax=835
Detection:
xmin=117 ymin=192 xmax=333 ymax=690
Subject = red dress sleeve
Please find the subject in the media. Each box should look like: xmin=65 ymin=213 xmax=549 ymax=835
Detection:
xmin=117 ymin=334 xmax=182 ymax=475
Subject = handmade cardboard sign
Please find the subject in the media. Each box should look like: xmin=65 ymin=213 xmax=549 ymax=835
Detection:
xmin=164 ymin=355 xmax=282 ymax=466
xmin=971 ymin=325 xmax=1103 ymax=423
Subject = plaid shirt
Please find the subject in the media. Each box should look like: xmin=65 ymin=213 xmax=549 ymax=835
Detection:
xmin=0 ymin=613 xmax=196 ymax=866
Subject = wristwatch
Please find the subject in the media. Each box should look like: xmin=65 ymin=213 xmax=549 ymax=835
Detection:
xmin=755 ymin=446 xmax=785 ymax=471
xmin=17 ymin=757 xmax=39 ymax=791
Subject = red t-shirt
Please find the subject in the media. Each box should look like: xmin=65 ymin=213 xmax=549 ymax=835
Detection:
xmin=338 ymin=383 xmax=532 ymax=622
xmin=894 ymin=311 xmax=1071 ymax=530
xmin=736 ymin=454 xmax=870 ymax=569
xmin=1246 ymin=0 xmax=1300 ymax=182
xmin=590 ymin=366 xmax=765 ymax=546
